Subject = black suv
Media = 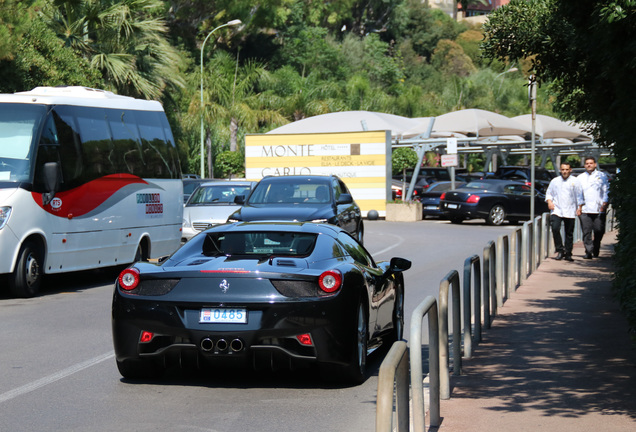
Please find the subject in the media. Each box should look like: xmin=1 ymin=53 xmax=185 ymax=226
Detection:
xmin=490 ymin=166 xmax=555 ymax=192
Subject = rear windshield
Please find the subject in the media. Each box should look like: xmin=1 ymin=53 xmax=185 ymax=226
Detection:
xmin=463 ymin=181 xmax=494 ymax=190
xmin=202 ymin=231 xmax=317 ymax=257
xmin=189 ymin=184 xmax=252 ymax=205
xmin=248 ymin=181 xmax=331 ymax=204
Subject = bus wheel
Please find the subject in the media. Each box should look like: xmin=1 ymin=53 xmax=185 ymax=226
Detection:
xmin=9 ymin=241 xmax=43 ymax=298
xmin=134 ymin=241 xmax=148 ymax=262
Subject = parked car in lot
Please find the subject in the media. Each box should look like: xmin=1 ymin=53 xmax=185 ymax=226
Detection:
xmin=420 ymin=181 xmax=466 ymax=218
xmin=181 ymin=180 xmax=255 ymax=242
xmin=489 ymin=166 xmax=555 ymax=193
xmin=112 ymin=221 xmax=411 ymax=383
xmin=228 ymin=175 xmax=364 ymax=243
xmin=395 ymin=167 xmax=468 ymax=183
xmin=391 ymin=179 xmax=425 ymax=202
xmin=440 ymin=179 xmax=549 ymax=225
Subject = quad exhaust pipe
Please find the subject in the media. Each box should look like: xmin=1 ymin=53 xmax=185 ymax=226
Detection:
xmin=201 ymin=338 xmax=214 ymax=351
xmin=230 ymin=338 xmax=244 ymax=352
xmin=200 ymin=337 xmax=244 ymax=353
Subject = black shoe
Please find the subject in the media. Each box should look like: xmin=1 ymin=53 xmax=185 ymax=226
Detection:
xmin=583 ymin=253 xmax=593 ymax=259
xmin=555 ymin=252 xmax=564 ymax=261
xmin=593 ymin=247 xmax=600 ymax=258
xmin=564 ymin=255 xmax=574 ymax=261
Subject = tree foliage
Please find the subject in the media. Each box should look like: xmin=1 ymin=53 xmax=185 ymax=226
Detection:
xmin=42 ymin=0 xmax=186 ymax=100
xmin=0 ymin=1 xmax=564 ymax=195
xmin=483 ymin=0 xmax=636 ymax=336
xmin=0 ymin=17 xmax=102 ymax=92
xmin=214 ymin=150 xmax=244 ymax=178
xmin=392 ymin=147 xmax=418 ymax=175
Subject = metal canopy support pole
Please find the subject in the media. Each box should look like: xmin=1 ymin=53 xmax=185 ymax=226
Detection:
xmin=405 ymin=118 xmax=435 ymax=201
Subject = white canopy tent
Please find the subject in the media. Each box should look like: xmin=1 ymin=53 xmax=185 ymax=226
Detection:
xmin=512 ymin=114 xmax=591 ymax=140
xmin=262 ymin=109 xmax=607 ymax=202
xmin=431 ymin=108 xmax=531 ymax=137
xmin=267 ymin=110 xmax=421 ymax=137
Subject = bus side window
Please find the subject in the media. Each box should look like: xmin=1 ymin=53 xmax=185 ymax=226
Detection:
xmin=160 ymin=114 xmax=179 ymax=179
xmin=33 ymin=115 xmax=62 ymax=193
xmin=109 ymin=109 xmax=143 ymax=176
xmin=75 ymin=108 xmax=115 ymax=181
xmin=51 ymin=108 xmax=83 ymax=191
xmin=136 ymin=111 xmax=176 ymax=179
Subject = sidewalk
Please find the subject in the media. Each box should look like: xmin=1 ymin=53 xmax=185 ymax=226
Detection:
xmin=436 ymin=230 xmax=636 ymax=431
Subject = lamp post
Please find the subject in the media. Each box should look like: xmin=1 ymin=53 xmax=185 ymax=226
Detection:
xmin=528 ymin=74 xmax=537 ymax=223
xmin=200 ymin=19 xmax=242 ymax=178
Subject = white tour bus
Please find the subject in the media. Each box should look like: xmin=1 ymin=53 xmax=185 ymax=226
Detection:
xmin=0 ymin=87 xmax=183 ymax=297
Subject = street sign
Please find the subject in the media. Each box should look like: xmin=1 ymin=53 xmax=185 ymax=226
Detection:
xmin=446 ymin=137 xmax=458 ymax=154
xmin=441 ymin=154 xmax=458 ymax=167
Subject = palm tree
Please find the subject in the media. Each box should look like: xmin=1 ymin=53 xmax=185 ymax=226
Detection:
xmin=258 ymin=66 xmax=346 ymax=122
xmin=42 ymin=0 xmax=184 ymax=100
xmin=187 ymin=50 xmax=286 ymax=176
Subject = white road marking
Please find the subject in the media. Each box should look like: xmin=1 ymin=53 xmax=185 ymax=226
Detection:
xmin=369 ymin=233 xmax=405 ymax=256
xmin=0 ymin=351 xmax=114 ymax=404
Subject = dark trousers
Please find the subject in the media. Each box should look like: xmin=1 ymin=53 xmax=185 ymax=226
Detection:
xmin=579 ymin=213 xmax=606 ymax=255
xmin=550 ymin=214 xmax=575 ymax=256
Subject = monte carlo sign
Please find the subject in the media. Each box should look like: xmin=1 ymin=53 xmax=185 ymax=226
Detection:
xmin=245 ymin=131 xmax=392 ymax=216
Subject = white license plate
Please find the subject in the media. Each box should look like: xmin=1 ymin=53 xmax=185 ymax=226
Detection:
xmin=447 ymin=203 xmax=458 ymax=209
xmin=199 ymin=308 xmax=247 ymax=324
xmin=425 ymin=205 xmax=438 ymax=210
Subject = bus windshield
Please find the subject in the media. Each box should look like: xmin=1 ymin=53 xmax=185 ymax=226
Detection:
xmin=0 ymin=104 xmax=45 ymax=182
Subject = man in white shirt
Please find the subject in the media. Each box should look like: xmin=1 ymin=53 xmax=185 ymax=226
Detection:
xmin=546 ymin=162 xmax=584 ymax=261
xmin=577 ymin=156 xmax=610 ymax=258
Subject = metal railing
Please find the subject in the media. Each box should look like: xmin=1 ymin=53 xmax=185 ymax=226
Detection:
xmin=496 ymin=235 xmax=509 ymax=308
xmin=409 ymin=296 xmax=441 ymax=431
xmin=482 ymin=241 xmax=496 ymax=329
xmin=376 ymin=341 xmax=409 ymax=432
xmin=376 ymin=211 xmax=559 ymax=431
xmin=438 ymin=270 xmax=462 ymax=400
xmin=462 ymin=255 xmax=481 ymax=359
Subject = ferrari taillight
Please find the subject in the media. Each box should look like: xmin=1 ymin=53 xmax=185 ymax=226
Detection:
xmin=118 ymin=268 xmax=140 ymax=291
xmin=467 ymin=194 xmax=480 ymax=203
xmin=318 ymin=270 xmax=342 ymax=293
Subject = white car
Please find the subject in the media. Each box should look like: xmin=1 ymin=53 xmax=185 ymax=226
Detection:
xmin=181 ymin=180 xmax=255 ymax=242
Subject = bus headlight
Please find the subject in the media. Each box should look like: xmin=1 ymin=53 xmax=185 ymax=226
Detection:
xmin=0 ymin=206 xmax=11 ymax=230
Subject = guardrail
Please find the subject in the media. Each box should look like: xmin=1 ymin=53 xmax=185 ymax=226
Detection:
xmin=376 ymin=208 xmax=617 ymax=431
xmin=376 ymin=341 xmax=409 ymax=432
xmin=463 ymin=255 xmax=481 ymax=359
xmin=482 ymin=241 xmax=496 ymax=329
xmin=438 ymin=270 xmax=462 ymax=400
xmin=409 ymin=296 xmax=440 ymax=431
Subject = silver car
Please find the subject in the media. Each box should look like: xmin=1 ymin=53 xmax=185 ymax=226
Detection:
xmin=182 ymin=180 xmax=255 ymax=242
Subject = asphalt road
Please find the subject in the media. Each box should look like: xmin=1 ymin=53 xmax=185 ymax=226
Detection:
xmin=0 ymin=219 xmax=514 ymax=432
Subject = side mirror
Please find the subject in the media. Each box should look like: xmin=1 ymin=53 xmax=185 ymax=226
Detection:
xmin=234 ymin=195 xmax=245 ymax=204
xmin=389 ymin=257 xmax=412 ymax=273
xmin=336 ymin=193 xmax=353 ymax=205
xmin=42 ymin=162 xmax=61 ymax=206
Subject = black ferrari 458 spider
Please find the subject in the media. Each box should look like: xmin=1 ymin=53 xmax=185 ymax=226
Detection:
xmin=112 ymin=222 xmax=411 ymax=384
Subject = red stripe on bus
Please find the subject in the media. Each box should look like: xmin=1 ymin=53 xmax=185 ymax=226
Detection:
xmin=32 ymin=174 xmax=148 ymax=217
